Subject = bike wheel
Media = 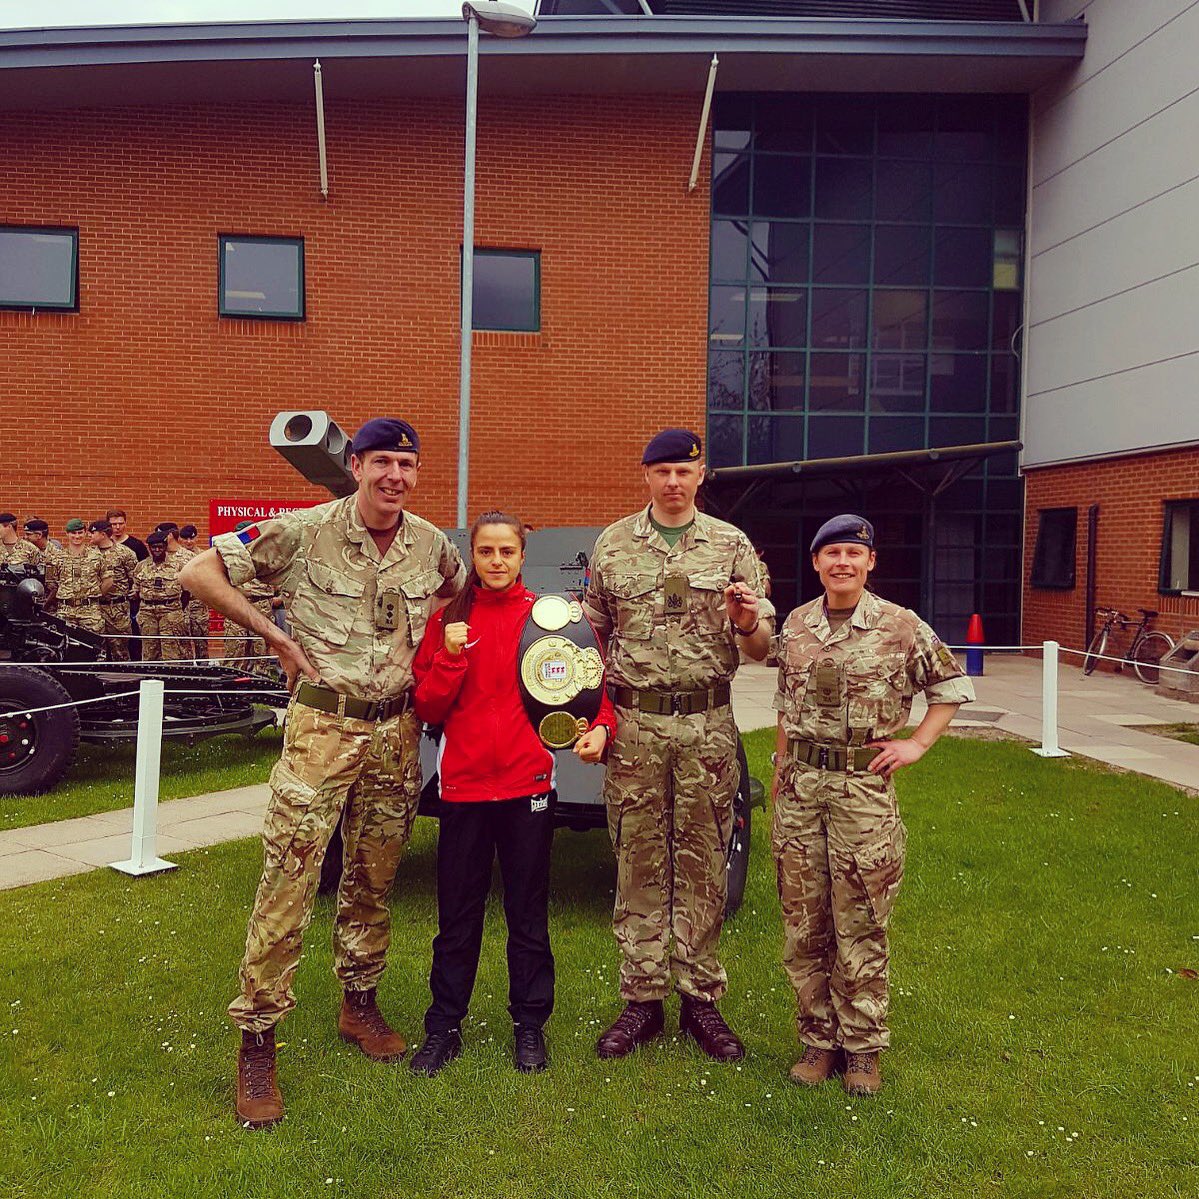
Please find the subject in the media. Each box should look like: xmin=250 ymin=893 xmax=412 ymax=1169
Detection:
xmin=1083 ymin=628 xmax=1108 ymax=676
xmin=1132 ymin=630 xmax=1174 ymax=686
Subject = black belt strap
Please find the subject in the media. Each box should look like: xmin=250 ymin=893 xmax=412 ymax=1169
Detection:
xmin=98 ymin=596 xmax=131 ymax=606
xmin=612 ymin=683 xmax=731 ymax=716
xmin=787 ymin=738 xmax=881 ymax=774
xmin=294 ymin=680 xmax=411 ymax=723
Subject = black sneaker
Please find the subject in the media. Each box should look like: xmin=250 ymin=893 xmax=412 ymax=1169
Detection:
xmin=408 ymin=1029 xmax=463 ymax=1077
xmin=513 ymin=1024 xmax=547 ymax=1074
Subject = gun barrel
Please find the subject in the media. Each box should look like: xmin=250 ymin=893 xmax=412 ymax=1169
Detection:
xmin=269 ymin=411 xmax=356 ymax=499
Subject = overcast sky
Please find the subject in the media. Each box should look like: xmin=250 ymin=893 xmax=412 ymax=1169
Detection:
xmin=0 ymin=1 xmax=480 ymax=29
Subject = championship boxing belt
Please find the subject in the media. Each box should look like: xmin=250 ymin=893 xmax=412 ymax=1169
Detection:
xmin=517 ymin=593 xmax=605 ymax=749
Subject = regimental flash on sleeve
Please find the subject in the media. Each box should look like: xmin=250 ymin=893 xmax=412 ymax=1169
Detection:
xmin=236 ymin=525 xmax=261 ymax=545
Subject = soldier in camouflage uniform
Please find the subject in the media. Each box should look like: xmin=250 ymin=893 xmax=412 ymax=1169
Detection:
xmin=23 ymin=520 xmax=62 ymax=609
xmin=772 ymin=514 xmax=974 ymax=1097
xmin=177 ymin=525 xmax=212 ymax=658
xmin=1 ymin=512 xmax=42 ymax=569
xmin=180 ymin=417 xmax=464 ymax=1130
xmin=132 ymin=532 xmax=192 ymax=659
xmin=584 ymin=428 xmax=772 ymax=1063
xmin=56 ymin=518 xmax=105 ymax=634
xmin=89 ymin=518 xmax=138 ymax=661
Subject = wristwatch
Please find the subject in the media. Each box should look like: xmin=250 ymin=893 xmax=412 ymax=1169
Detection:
xmin=731 ymin=616 xmax=760 ymax=636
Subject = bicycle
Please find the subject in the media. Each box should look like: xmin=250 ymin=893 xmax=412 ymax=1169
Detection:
xmin=1083 ymin=607 xmax=1175 ymax=684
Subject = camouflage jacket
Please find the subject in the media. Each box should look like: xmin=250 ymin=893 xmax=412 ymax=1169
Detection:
xmin=133 ymin=558 xmax=185 ymax=604
xmin=57 ymin=548 xmax=105 ymax=604
xmin=40 ymin=543 xmax=65 ymax=592
xmin=0 ymin=539 xmax=41 ymax=570
xmin=212 ymin=496 xmax=465 ymax=701
xmin=99 ymin=542 xmax=138 ymax=598
xmin=583 ymin=506 xmax=774 ymax=692
xmin=773 ymin=590 xmax=975 ymax=745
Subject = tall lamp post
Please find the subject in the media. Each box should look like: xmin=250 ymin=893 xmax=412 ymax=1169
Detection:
xmin=458 ymin=0 xmax=537 ymax=528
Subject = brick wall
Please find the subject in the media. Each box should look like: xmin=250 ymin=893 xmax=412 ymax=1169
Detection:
xmin=1022 ymin=446 xmax=1199 ymax=657
xmin=0 ymin=95 xmax=709 ymax=538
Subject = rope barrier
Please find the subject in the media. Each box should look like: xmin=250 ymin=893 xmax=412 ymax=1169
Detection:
xmin=0 ymin=689 xmax=144 ymax=717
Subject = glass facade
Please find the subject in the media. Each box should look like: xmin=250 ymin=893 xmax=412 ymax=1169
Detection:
xmin=708 ymin=93 xmax=1026 ymax=642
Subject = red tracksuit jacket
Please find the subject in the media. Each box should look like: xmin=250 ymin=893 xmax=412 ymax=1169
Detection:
xmin=412 ymin=582 xmax=617 ymax=803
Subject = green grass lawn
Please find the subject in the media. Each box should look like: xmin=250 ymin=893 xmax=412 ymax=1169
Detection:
xmin=0 ymin=729 xmax=284 ymax=832
xmin=1 ymin=731 xmax=1197 ymax=1198
xmin=1141 ymin=723 xmax=1199 ymax=748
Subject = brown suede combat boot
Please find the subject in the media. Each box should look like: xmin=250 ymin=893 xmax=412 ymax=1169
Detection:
xmin=236 ymin=1029 xmax=283 ymax=1129
xmin=789 ymin=1043 xmax=840 ymax=1087
xmin=844 ymin=1051 xmax=883 ymax=1096
xmin=338 ymin=988 xmax=407 ymax=1062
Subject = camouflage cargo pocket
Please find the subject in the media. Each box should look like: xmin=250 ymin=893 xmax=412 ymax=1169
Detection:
xmin=849 ymin=821 xmax=907 ymax=926
xmin=290 ymin=559 xmax=365 ymax=647
xmin=609 ymin=575 xmax=656 ymax=641
xmin=688 ymin=571 xmax=729 ymax=639
xmin=263 ymin=760 xmax=335 ymax=881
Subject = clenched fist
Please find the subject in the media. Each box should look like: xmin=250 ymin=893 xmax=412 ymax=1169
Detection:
xmin=444 ymin=621 xmax=471 ymax=657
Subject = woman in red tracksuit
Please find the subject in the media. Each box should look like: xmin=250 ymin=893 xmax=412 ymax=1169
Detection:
xmin=407 ymin=511 xmax=615 ymax=1077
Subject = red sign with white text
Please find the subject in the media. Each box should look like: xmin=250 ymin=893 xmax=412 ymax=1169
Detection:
xmin=207 ymin=499 xmax=323 ymax=541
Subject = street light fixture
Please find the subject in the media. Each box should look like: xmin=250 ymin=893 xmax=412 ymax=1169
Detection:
xmin=457 ymin=1 xmax=536 ymax=527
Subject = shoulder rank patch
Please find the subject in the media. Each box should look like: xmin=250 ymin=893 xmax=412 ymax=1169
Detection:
xmin=236 ymin=525 xmax=261 ymax=545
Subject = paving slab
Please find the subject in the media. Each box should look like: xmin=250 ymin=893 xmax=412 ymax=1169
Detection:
xmin=0 ymin=850 xmax=92 ymax=888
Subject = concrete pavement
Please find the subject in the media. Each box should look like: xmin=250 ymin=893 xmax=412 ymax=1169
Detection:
xmin=1 ymin=653 xmax=1195 ymax=891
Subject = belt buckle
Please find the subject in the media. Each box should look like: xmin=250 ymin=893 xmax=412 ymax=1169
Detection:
xmin=336 ymin=693 xmax=348 ymax=718
xmin=818 ymin=745 xmax=829 ymax=770
xmin=670 ymin=692 xmax=684 ymax=716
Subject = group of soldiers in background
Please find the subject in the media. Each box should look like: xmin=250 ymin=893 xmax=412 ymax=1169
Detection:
xmin=0 ymin=509 xmax=278 ymax=672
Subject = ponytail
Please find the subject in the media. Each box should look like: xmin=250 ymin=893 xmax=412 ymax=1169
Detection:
xmin=441 ymin=510 xmax=527 ymax=628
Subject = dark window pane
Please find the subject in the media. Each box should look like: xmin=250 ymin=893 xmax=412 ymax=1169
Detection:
xmin=936 ymin=96 xmax=995 ymax=162
xmin=930 ymin=415 xmax=986 ymax=446
xmin=870 ymin=354 xmax=927 ymax=413
xmin=709 ymin=285 xmax=747 ymax=345
xmin=873 ymin=224 xmax=930 ymax=285
xmin=748 ymin=286 xmax=807 ymax=348
xmin=877 ymin=95 xmax=935 ymax=157
xmin=708 ymin=351 xmax=745 ymax=412
xmin=714 ymin=128 xmax=751 ymax=151
xmin=994 ymin=166 xmax=1026 ymax=224
xmin=990 ymin=353 xmax=1020 ymax=413
xmin=869 ymin=416 xmax=925 ymax=453
xmin=748 ymin=414 xmax=805 ymax=465
xmin=221 ymin=237 xmax=303 ymax=319
xmin=472 ymin=250 xmax=538 ymax=331
xmin=934 ymin=226 xmax=992 ymax=287
xmin=814 ymin=95 xmax=874 ymax=155
xmin=873 ymin=290 xmax=927 ymax=352
xmin=808 ymin=415 xmax=865 ymax=459
xmin=986 ymin=512 xmax=1023 ymax=545
xmin=989 ymin=414 xmax=1019 ymax=442
xmin=992 ymin=290 xmax=1021 ymax=351
xmin=811 ymin=289 xmax=867 ymax=350
xmin=809 ymin=353 xmax=866 ymax=411
xmin=814 ymin=158 xmax=872 ymax=220
xmin=930 ymin=354 xmax=988 ymax=412
xmin=711 ymin=220 xmax=749 ymax=281
xmin=951 ymin=478 xmax=986 ymax=507
xmin=713 ymin=152 xmax=750 ymax=215
xmin=753 ymin=95 xmax=813 ymax=152
xmin=987 ymin=476 xmax=1023 ymax=507
xmin=874 ymin=160 xmax=933 ymax=222
xmin=707 ymin=412 xmax=744 ymax=467
xmin=933 ymin=161 xmax=993 ymax=224
xmin=713 ymin=94 xmax=753 ymax=148
xmin=993 ymin=229 xmax=1023 ymax=290
xmin=749 ymin=351 xmax=807 ymax=411
xmin=0 ymin=227 xmax=76 ymax=309
xmin=994 ymin=96 xmax=1029 ymax=162
xmin=1030 ymin=508 xmax=1077 ymax=589
xmin=931 ymin=290 xmax=989 ymax=352
xmin=812 ymin=224 xmax=869 ymax=284
xmin=749 ymin=220 xmax=809 ymax=284
xmin=753 ymin=155 xmax=811 ymax=218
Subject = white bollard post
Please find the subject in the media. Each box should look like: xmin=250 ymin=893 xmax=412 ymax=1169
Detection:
xmin=1031 ymin=639 xmax=1070 ymax=758
xmin=111 ymin=678 xmax=178 ymax=876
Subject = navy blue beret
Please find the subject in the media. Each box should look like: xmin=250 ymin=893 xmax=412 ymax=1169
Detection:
xmin=0 ymin=513 xmax=17 ymax=525
xmin=146 ymin=531 xmax=168 ymax=546
xmin=810 ymin=514 xmax=874 ymax=554
xmin=642 ymin=428 xmax=702 ymax=466
xmin=352 ymin=417 xmax=420 ymax=457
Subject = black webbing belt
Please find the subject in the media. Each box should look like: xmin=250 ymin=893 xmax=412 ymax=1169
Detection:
xmin=294 ymin=681 xmax=411 ymax=723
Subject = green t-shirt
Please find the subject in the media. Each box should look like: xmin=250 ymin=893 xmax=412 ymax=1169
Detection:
xmin=825 ymin=604 xmax=857 ymax=634
xmin=650 ymin=514 xmax=695 ymax=549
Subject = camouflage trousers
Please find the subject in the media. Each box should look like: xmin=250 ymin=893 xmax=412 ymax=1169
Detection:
xmin=772 ymin=756 xmax=906 ymax=1053
xmin=228 ymin=702 xmax=422 ymax=1033
xmin=223 ymin=599 xmax=273 ymax=673
xmin=138 ymin=605 xmax=191 ymax=660
xmin=58 ymin=601 xmax=103 ymax=634
xmin=100 ymin=600 xmax=132 ymax=661
xmin=186 ymin=600 xmax=210 ymax=659
xmin=603 ymin=704 xmax=738 ymax=1003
